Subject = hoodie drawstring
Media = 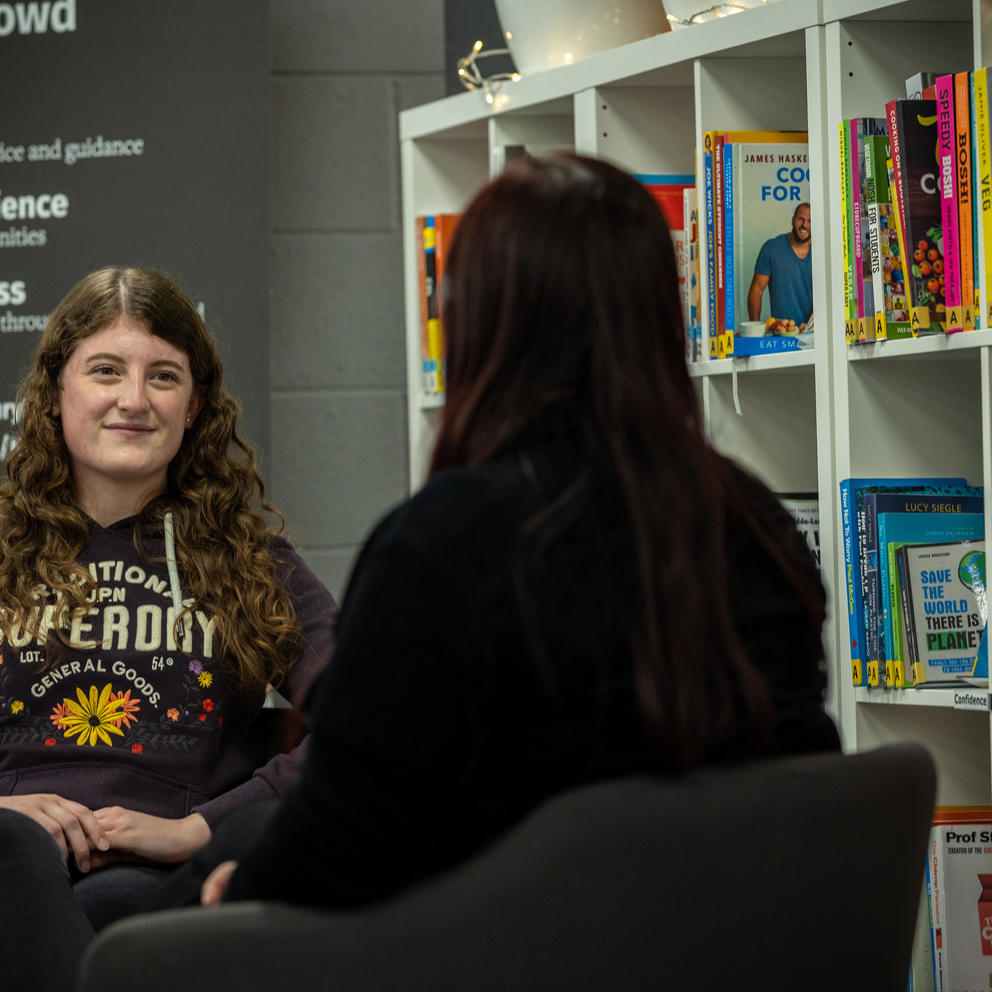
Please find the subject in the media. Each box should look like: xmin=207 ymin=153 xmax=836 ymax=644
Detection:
xmin=163 ymin=510 xmax=186 ymax=642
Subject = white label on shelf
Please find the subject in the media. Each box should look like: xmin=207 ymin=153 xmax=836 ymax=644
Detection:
xmin=952 ymin=691 xmax=991 ymax=712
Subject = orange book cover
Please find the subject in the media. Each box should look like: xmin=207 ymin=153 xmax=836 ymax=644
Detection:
xmin=955 ymin=71 xmax=975 ymax=328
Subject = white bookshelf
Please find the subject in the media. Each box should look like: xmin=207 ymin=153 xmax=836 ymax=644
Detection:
xmin=398 ymin=0 xmax=992 ymax=806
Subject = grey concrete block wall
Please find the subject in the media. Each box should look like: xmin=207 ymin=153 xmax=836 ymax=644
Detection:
xmin=269 ymin=0 xmax=446 ymax=601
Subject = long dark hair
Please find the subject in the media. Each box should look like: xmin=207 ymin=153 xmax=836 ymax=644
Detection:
xmin=430 ymin=153 xmax=823 ymax=770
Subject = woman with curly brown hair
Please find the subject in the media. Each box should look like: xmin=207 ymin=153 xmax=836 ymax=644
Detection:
xmin=0 ymin=266 xmax=336 ymax=947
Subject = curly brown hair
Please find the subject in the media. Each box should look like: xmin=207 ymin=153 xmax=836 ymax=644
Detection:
xmin=0 ymin=266 xmax=301 ymax=697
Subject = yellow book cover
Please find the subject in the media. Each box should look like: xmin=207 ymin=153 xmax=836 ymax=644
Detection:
xmin=975 ymin=67 xmax=992 ymax=328
xmin=840 ymin=121 xmax=854 ymax=345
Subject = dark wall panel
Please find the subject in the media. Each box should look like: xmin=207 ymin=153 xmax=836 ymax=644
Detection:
xmin=0 ymin=0 xmax=270 ymax=464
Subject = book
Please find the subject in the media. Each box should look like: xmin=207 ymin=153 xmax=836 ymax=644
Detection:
xmin=634 ymin=173 xmax=695 ymax=232
xmin=873 ymin=491 xmax=984 ymax=687
xmin=863 ymin=134 xmax=890 ymax=341
xmin=840 ymin=121 xmax=856 ymax=344
xmin=730 ymin=333 xmax=807 ymax=356
xmin=849 ymin=117 xmax=888 ymax=341
xmin=781 ymin=494 xmax=819 ymax=569
xmin=722 ymin=139 xmax=736 ymax=349
xmin=927 ymin=807 xmax=992 ymax=992
xmin=910 ymin=872 xmax=937 ymax=992
xmin=840 ymin=476 xmax=966 ymax=687
xmin=703 ymin=133 xmax=718 ymax=359
xmin=885 ymin=152 xmax=913 ymax=338
xmin=975 ymin=67 xmax=992 ymax=329
xmin=713 ymin=132 xmax=727 ymax=357
xmin=956 ymin=71 xmax=976 ymax=330
xmin=858 ymin=485 xmax=975 ymax=686
xmin=936 ymin=74 xmax=962 ymax=332
xmin=907 ymin=71 xmax=945 ymax=100
xmin=900 ymin=539 xmax=987 ymax=685
xmin=885 ymin=99 xmax=917 ymax=334
xmin=729 ymin=141 xmax=810 ymax=336
xmin=683 ymin=187 xmax=704 ymax=361
xmin=415 ymin=213 xmax=461 ymax=398
xmin=892 ymin=99 xmax=944 ymax=334
xmin=702 ymin=130 xmax=807 ymax=355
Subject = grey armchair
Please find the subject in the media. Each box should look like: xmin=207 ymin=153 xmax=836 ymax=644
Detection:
xmin=78 ymin=742 xmax=936 ymax=992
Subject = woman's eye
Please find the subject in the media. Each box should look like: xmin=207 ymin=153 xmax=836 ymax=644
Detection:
xmin=91 ymin=366 xmax=118 ymax=376
xmin=152 ymin=371 xmax=179 ymax=383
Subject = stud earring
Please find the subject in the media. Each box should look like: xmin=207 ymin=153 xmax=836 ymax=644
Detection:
xmin=186 ymin=417 xmax=191 ymax=427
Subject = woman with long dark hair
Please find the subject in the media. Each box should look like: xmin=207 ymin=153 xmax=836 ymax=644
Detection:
xmin=211 ymin=153 xmax=838 ymax=909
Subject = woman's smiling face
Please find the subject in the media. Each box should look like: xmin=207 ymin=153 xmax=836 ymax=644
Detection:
xmin=54 ymin=315 xmax=202 ymax=520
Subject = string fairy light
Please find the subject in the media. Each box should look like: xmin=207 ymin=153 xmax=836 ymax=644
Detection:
xmin=457 ymin=39 xmax=522 ymax=105
xmin=667 ymin=1 xmax=768 ymax=26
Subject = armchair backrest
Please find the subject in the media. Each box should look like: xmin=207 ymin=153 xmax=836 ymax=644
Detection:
xmin=79 ymin=743 xmax=936 ymax=992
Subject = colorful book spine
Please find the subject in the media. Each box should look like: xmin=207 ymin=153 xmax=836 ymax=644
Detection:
xmin=840 ymin=121 xmax=855 ymax=344
xmin=684 ymin=187 xmax=703 ymax=360
xmin=840 ymin=477 xmax=967 ymax=687
xmin=418 ymin=215 xmax=442 ymax=396
xmin=975 ymin=67 xmax=992 ymax=329
xmin=894 ymin=98 xmax=943 ymax=334
xmin=874 ymin=491 xmax=984 ymax=687
xmin=851 ymin=118 xmax=888 ymax=341
xmin=722 ymin=139 xmax=735 ymax=351
xmin=936 ymin=74 xmax=962 ymax=332
xmin=969 ymin=70 xmax=981 ymax=327
xmin=863 ymin=135 xmax=889 ymax=341
xmin=955 ymin=71 xmax=976 ymax=329
xmin=886 ymin=100 xmax=915 ymax=333
xmin=849 ymin=119 xmax=868 ymax=341
xmin=703 ymin=133 xmax=718 ymax=359
xmin=714 ymin=133 xmax=727 ymax=357
xmin=886 ymin=153 xmax=913 ymax=338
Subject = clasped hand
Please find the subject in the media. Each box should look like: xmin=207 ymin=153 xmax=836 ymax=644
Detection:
xmin=0 ymin=794 xmax=210 ymax=871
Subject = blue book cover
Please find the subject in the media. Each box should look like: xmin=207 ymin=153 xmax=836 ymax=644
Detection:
xmin=703 ymin=141 xmax=717 ymax=359
xmin=873 ymin=492 xmax=984 ymax=685
xmin=840 ymin=477 xmax=967 ymax=686
xmin=731 ymin=335 xmax=811 ymax=356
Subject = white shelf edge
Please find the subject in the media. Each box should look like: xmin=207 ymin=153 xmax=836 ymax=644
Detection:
xmin=855 ymin=685 xmax=991 ymax=709
xmin=845 ymin=328 xmax=992 ymax=361
xmin=688 ymin=349 xmax=817 ymax=377
xmin=823 ymin=0 xmax=972 ymax=23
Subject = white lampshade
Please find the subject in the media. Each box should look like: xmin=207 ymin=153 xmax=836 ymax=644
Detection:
xmin=494 ymin=0 xmax=670 ymax=77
